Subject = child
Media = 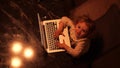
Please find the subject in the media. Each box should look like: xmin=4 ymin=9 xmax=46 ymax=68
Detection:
xmin=54 ymin=16 xmax=95 ymax=57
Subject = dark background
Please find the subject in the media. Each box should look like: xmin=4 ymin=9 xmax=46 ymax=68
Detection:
xmin=0 ymin=0 xmax=120 ymax=68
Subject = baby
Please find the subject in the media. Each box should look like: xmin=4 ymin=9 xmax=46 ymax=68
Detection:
xmin=54 ymin=16 xmax=95 ymax=57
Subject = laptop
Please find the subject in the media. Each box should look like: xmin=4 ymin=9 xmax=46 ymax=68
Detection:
xmin=37 ymin=13 xmax=71 ymax=53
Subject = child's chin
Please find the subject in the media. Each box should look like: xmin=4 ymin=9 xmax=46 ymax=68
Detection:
xmin=78 ymin=36 xmax=85 ymax=39
xmin=77 ymin=36 xmax=82 ymax=39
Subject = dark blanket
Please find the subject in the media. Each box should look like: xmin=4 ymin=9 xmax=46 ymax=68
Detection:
xmin=91 ymin=4 xmax=120 ymax=68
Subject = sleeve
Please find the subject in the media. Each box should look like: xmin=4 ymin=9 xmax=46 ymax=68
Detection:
xmin=60 ymin=16 xmax=74 ymax=28
xmin=66 ymin=39 xmax=90 ymax=57
xmin=60 ymin=16 xmax=77 ymax=41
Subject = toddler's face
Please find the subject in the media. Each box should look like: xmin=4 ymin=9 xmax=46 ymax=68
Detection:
xmin=75 ymin=22 xmax=89 ymax=38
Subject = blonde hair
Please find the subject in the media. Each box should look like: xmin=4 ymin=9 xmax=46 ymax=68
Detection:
xmin=73 ymin=15 xmax=95 ymax=39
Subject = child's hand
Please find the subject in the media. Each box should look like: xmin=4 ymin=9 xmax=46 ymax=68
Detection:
xmin=54 ymin=21 xmax=65 ymax=38
xmin=55 ymin=40 xmax=66 ymax=49
xmin=54 ymin=29 xmax=65 ymax=38
xmin=54 ymin=29 xmax=61 ymax=39
xmin=54 ymin=30 xmax=65 ymax=39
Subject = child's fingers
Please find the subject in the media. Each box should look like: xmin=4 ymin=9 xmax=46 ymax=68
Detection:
xmin=63 ymin=40 xmax=65 ymax=44
xmin=55 ymin=42 xmax=60 ymax=45
xmin=60 ymin=32 xmax=65 ymax=37
xmin=54 ymin=32 xmax=59 ymax=39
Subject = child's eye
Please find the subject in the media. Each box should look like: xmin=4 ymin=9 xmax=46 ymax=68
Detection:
xmin=82 ymin=30 xmax=87 ymax=33
xmin=78 ymin=26 xmax=80 ymax=28
xmin=83 ymin=30 xmax=86 ymax=33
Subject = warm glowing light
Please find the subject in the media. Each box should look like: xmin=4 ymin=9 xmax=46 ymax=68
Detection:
xmin=24 ymin=48 xmax=34 ymax=58
xmin=11 ymin=57 xmax=22 ymax=67
xmin=12 ymin=42 xmax=22 ymax=54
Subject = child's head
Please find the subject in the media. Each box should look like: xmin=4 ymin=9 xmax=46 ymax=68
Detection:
xmin=74 ymin=15 xmax=95 ymax=39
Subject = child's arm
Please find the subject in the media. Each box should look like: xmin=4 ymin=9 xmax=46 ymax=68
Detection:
xmin=54 ymin=16 xmax=74 ymax=38
xmin=67 ymin=39 xmax=90 ymax=57
xmin=55 ymin=40 xmax=81 ymax=57
xmin=54 ymin=21 xmax=65 ymax=38
xmin=56 ymin=39 xmax=90 ymax=57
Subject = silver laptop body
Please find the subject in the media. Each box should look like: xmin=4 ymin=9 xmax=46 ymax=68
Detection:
xmin=37 ymin=13 xmax=71 ymax=53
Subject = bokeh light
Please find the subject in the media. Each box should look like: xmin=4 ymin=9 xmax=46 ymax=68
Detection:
xmin=12 ymin=41 xmax=23 ymax=54
xmin=24 ymin=48 xmax=34 ymax=59
xmin=11 ymin=57 xmax=22 ymax=67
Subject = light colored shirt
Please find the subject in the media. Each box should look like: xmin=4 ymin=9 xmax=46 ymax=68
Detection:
xmin=60 ymin=16 xmax=90 ymax=57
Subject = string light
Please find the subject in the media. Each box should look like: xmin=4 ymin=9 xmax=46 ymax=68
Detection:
xmin=12 ymin=41 xmax=23 ymax=54
xmin=11 ymin=57 xmax=22 ymax=67
xmin=24 ymin=48 xmax=34 ymax=59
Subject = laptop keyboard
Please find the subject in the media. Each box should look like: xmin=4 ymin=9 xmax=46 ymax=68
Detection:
xmin=45 ymin=22 xmax=61 ymax=50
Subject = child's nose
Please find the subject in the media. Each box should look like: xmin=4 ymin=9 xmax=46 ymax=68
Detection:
xmin=76 ymin=29 xmax=81 ymax=34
